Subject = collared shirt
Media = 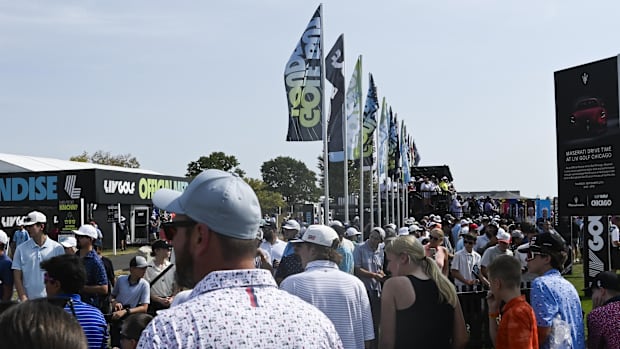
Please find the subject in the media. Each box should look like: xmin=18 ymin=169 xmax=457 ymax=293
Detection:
xmin=530 ymin=269 xmax=585 ymax=349
xmin=281 ymin=260 xmax=374 ymax=349
xmin=587 ymin=296 xmax=620 ymax=349
xmin=450 ymin=248 xmax=481 ymax=288
xmin=79 ymin=249 xmax=108 ymax=307
xmin=12 ymin=237 xmax=64 ymax=299
xmin=137 ymin=269 xmax=343 ymax=349
xmin=353 ymin=241 xmax=384 ymax=293
xmin=496 ymin=295 xmax=539 ymax=349
xmin=58 ymin=293 xmax=108 ymax=349
xmin=259 ymin=239 xmax=287 ymax=264
xmin=112 ymin=275 xmax=150 ymax=308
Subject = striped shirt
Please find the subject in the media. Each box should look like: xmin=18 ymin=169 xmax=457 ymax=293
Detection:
xmin=281 ymin=260 xmax=375 ymax=349
xmin=59 ymin=293 xmax=108 ymax=349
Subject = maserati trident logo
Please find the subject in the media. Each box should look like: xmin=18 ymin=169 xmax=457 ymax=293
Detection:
xmin=64 ymin=175 xmax=82 ymax=199
xmin=581 ymin=72 xmax=589 ymax=85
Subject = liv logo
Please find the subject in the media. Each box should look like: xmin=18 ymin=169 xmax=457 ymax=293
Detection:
xmin=64 ymin=175 xmax=82 ymax=199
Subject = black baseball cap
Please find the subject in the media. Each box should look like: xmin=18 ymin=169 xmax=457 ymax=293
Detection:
xmin=588 ymin=271 xmax=620 ymax=292
xmin=517 ymin=232 xmax=565 ymax=254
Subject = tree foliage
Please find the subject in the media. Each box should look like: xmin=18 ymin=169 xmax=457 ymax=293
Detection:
xmin=186 ymin=151 xmax=246 ymax=178
xmin=70 ymin=150 xmax=140 ymax=168
xmin=261 ymin=156 xmax=319 ymax=206
xmin=245 ymin=178 xmax=285 ymax=215
xmin=317 ymin=155 xmax=361 ymax=199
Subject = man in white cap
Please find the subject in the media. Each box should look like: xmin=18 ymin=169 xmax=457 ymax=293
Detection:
xmin=259 ymin=219 xmax=288 ymax=269
xmin=74 ymin=224 xmax=109 ymax=310
xmin=480 ymin=228 xmax=514 ymax=279
xmin=59 ymin=236 xmax=78 ymax=254
xmin=137 ymin=169 xmax=342 ymax=348
xmin=344 ymin=226 xmax=362 ymax=246
xmin=12 ymin=210 xmax=64 ymax=300
xmin=0 ymin=230 xmax=13 ymax=301
xmin=281 ymin=225 xmax=374 ymax=349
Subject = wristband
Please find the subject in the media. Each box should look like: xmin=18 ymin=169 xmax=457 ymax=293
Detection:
xmin=488 ymin=312 xmax=500 ymax=318
xmin=121 ymin=308 xmax=131 ymax=320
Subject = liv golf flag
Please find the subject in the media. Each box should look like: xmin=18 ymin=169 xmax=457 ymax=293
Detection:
xmin=346 ymin=56 xmax=363 ymax=159
xmin=326 ymin=34 xmax=345 ymax=161
xmin=362 ymin=74 xmax=379 ymax=168
xmin=284 ymin=6 xmax=323 ymax=141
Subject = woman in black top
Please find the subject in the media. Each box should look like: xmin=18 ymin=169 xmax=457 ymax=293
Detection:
xmin=380 ymin=235 xmax=468 ymax=349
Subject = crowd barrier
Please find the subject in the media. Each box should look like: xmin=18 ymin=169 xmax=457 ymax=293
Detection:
xmin=456 ymin=282 xmax=532 ymax=348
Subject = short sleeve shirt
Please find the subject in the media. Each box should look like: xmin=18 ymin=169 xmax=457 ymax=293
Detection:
xmin=586 ymin=297 xmax=620 ymax=349
xmin=136 ymin=269 xmax=343 ymax=349
xmin=530 ymin=269 xmax=585 ymax=349
xmin=112 ymin=275 xmax=150 ymax=308
xmin=450 ymin=249 xmax=481 ymax=287
xmin=496 ymin=295 xmax=539 ymax=349
xmin=0 ymin=254 xmax=13 ymax=299
xmin=353 ymin=241 xmax=383 ymax=292
xmin=79 ymin=249 xmax=108 ymax=307
xmin=12 ymin=237 xmax=65 ymax=299
xmin=480 ymin=245 xmax=513 ymax=268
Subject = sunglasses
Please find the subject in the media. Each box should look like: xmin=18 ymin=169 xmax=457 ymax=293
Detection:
xmin=161 ymin=220 xmax=197 ymax=241
xmin=526 ymin=251 xmax=547 ymax=261
xmin=430 ymin=236 xmax=442 ymax=241
xmin=44 ymin=272 xmax=56 ymax=285
xmin=464 ymin=240 xmax=475 ymax=245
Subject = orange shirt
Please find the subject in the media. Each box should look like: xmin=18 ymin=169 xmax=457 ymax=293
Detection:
xmin=496 ymin=295 xmax=539 ymax=349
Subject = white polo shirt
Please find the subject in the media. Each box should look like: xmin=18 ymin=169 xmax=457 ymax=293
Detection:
xmin=281 ymin=260 xmax=375 ymax=349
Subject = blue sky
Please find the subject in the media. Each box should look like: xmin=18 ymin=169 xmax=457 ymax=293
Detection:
xmin=2 ymin=1 xmax=620 ymax=199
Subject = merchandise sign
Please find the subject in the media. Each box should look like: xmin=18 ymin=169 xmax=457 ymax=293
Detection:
xmin=107 ymin=205 xmax=119 ymax=223
xmin=583 ymin=216 xmax=610 ymax=290
xmin=555 ymin=56 xmax=620 ymax=216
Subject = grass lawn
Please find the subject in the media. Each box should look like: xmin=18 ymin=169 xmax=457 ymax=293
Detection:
xmin=564 ymin=263 xmax=592 ymax=315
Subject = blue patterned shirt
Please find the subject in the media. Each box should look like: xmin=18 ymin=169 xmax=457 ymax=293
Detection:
xmin=530 ymin=269 xmax=585 ymax=349
xmin=137 ymin=269 xmax=343 ymax=349
xmin=79 ymin=249 xmax=108 ymax=308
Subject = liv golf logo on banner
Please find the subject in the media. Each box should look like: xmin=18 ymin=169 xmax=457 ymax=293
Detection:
xmin=555 ymin=56 xmax=620 ymax=216
xmin=583 ymin=216 xmax=610 ymax=289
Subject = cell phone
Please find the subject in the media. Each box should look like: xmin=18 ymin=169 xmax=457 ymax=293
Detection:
xmin=430 ymin=247 xmax=437 ymax=258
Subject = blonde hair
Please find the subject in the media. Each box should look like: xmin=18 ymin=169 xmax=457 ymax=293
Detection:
xmin=385 ymin=235 xmax=457 ymax=307
xmin=430 ymin=228 xmax=444 ymax=238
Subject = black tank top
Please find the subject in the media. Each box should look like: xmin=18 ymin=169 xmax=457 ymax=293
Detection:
xmin=394 ymin=275 xmax=455 ymax=349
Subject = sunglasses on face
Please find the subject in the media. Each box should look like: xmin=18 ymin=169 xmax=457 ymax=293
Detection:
xmin=44 ymin=272 xmax=56 ymax=285
xmin=526 ymin=250 xmax=547 ymax=261
xmin=464 ymin=240 xmax=475 ymax=245
xmin=161 ymin=220 xmax=197 ymax=241
xmin=430 ymin=236 xmax=441 ymax=241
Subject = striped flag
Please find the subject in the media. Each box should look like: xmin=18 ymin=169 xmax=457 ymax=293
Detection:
xmin=284 ymin=5 xmax=323 ymax=141
xmin=377 ymin=97 xmax=389 ymax=181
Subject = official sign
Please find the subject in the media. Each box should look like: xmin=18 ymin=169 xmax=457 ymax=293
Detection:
xmin=107 ymin=205 xmax=119 ymax=223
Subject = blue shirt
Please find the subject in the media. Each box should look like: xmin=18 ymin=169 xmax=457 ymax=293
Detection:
xmin=12 ymin=237 xmax=65 ymax=299
xmin=0 ymin=254 xmax=13 ymax=299
xmin=530 ymin=269 xmax=585 ymax=349
xmin=78 ymin=249 xmax=108 ymax=308
xmin=58 ymin=293 xmax=108 ymax=349
xmin=12 ymin=229 xmax=29 ymax=246
xmin=336 ymin=245 xmax=354 ymax=274
xmin=353 ymin=241 xmax=384 ymax=293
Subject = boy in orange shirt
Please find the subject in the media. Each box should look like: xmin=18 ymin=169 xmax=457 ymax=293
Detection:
xmin=486 ymin=255 xmax=538 ymax=349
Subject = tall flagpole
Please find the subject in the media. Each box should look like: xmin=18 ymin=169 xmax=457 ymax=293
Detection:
xmin=358 ymin=56 xmax=364 ymax=234
xmin=384 ymin=178 xmax=389 ymax=225
xmin=342 ymin=36 xmax=349 ymax=225
xmin=396 ymin=175 xmax=401 ymax=226
xmin=370 ymin=151 xmax=374 ymax=228
xmin=376 ymin=126 xmax=382 ymax=227
xmin=320 ymin=5 xmax=329 ymax=224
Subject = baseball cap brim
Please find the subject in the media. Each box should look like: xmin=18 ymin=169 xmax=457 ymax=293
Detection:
xmin=517 ymin=244 xmax=543 ymax=254
xmin=153 ymin=189 xmax=185 ymax=215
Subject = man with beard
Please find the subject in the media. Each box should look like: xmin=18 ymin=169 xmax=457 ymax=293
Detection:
xmin=137 ymin=169 xmax=342 ymax=349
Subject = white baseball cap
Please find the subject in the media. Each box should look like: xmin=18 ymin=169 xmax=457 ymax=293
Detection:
xmin=289 ymin=225 xmax=339 ymax=247
xmin=0 ymin=230 xmax=8 ymax=245
xmin=23 ymin=211 xmax=46 ymax=226
xmin=60 ymin=236 xmax=77 ymax=248
xmin=72 ymin=224 xmax=98 ymax=239
xmin=398 ymin=227 xmax=410 ymax=236
xmin=345 ymin=227 xmax=361 ymax=237
xmin=283 ymin=219 xmax=301 ymax=231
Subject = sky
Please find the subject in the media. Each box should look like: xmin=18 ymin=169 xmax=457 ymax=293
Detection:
xmin=2 ymin=0 xmax=620 ymax=199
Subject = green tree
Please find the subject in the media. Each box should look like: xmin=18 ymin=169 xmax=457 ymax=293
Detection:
xmin=70 ymin=150 xmax=140 ymax=168
xmin=186 ymin=151 xmax=246 ymax=178
xmin=261 ymin=156 xmax=319 ymax=207
xmin=245 ymin=178 xmax=285 ymax=215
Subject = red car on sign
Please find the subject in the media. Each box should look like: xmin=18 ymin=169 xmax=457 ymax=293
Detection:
xmin=569 ymin=97 xmax=607 ymax=134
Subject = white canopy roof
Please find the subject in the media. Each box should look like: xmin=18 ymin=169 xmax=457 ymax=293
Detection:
xmin=0 ymin=153 xmax=161 ymax=175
